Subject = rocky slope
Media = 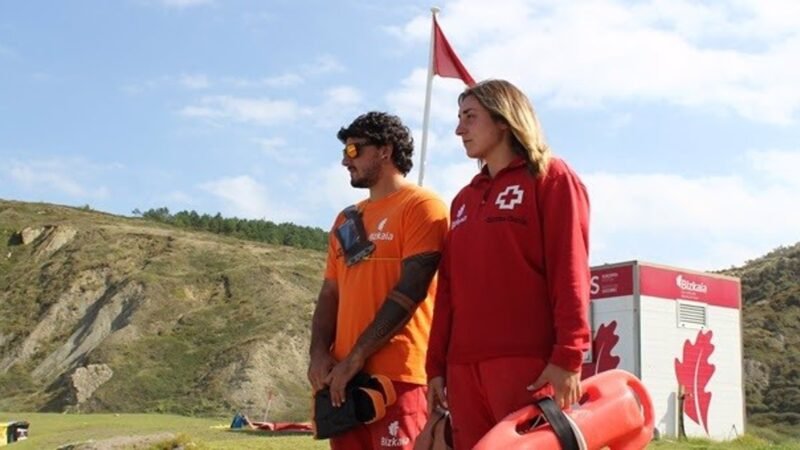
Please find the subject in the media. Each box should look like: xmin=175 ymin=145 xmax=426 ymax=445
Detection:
xmin=0 ymin=199 xmax=322 ymax=420
xmin=721 ymin=242 xmax=800 ymax=437
xmin=2 ymin=198 xmax=798 ymax=436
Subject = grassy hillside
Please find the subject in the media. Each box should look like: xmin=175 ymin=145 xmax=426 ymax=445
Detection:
xmin=720 ymin=242 xmax=800 ymax=438
xmin=0 ymin=199 xmax=324 ymax=420
xmin=1 ymin=198 xmax=798 ymax=443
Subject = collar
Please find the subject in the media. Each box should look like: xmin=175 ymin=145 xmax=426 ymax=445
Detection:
xmin=470 ymin=157 xmax=528 ymax=187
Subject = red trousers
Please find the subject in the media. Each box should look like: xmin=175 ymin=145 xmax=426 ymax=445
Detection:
xmin=446 ymin=356 xmax=550 ymax=450
xmin=330 ymin=381 xmax=427 ymax=450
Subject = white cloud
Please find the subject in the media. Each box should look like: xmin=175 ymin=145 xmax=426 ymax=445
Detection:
xmin=125 ymin=72 xmax=301 ymax=94
xmin=253 ymin=137 xmax=312 ymax=165
xmin=225 ymin=74 xmax=304 ymax=88
xmin=179 ymin=85 xmax=362 ymax=130
xmin=413 ymin=147 xmax=800 ymax=270
xmin=221 ymin=55 xmax=344 ymax=89
xmin=606 ymin=113 xmax=633 ymax=133
xmin=583 ymin=157 xmax=800 ymax=269
xmin=178 ymin=74 xmax=210 ymax=89
xmin=255 ymin=137 xmax=286 ymax=153
xmin=6 ymin=158 xmax=114 ymax=199
xmin=303 ymin=55 xmax=345 ymax=76
xmin=386 ymin=68 xmax=465 ymax=127
xmin=260 ymin=74 xmax=304 ymax=88
xmin=326 ymin=86 xmax=362 ymax=106
xmin=179 ymin=96 xmax=308 ymax=125
xmin=163 ymin=190 xmax=194 ymax=204
xmin=397 ymin=0 xmax=800 ymax=124
xmin=199 ymin=175 xmax=303 ymax=222
xmin=309 ymin=85 xmax=366 ymax=129
xmin=746 ymin=148 xmax=800 ymax=187
xmin=10 ymin=166 xmax=86 ymax=197
xmin=407 ymin=126 xmax=468 ymax=179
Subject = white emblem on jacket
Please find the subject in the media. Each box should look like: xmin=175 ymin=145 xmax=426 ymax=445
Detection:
xmin=495 ymin=185 xmax=524 ymax=210
xmin=451 ymin=203 xmax=467 ymax=229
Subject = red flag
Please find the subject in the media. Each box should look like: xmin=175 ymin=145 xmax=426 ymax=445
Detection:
xmin=432 ymin=16 xmax=475 ymax=86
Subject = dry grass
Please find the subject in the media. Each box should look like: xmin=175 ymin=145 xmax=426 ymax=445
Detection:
xmin=1 ymin=412 xmax=326 ymax=450
xmin=3 ymin=412 xmax=798 ymax=450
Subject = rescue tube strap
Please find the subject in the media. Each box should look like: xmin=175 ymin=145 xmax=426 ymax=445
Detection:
xmin=535 ymin=397 xmax=580 ymax=450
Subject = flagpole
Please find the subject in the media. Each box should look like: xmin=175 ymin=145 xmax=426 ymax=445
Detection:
xmin=417 ymin=6 xmax=439 ymax=187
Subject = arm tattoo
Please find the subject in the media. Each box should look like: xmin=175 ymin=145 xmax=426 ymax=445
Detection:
xmin=395 ymin=252 xmax=442 ymax=302
xmin=367 ymin=297 xmax=413 ymax=342
xmin=351 ymin=252 xmax=442 ymax=358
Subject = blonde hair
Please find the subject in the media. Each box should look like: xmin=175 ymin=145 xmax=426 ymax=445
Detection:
xmin=459 ymin=79 xmax=551 ymax=177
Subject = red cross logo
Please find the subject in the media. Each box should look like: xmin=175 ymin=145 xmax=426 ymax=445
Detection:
xmin=495 ymin=185 xmax=524 ymax=210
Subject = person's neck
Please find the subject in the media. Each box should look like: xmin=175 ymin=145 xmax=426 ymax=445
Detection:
xmin=483 ymin=144 xmax=516 ymax=178
xmin=368 ymin=171 xmax=409 ymax=202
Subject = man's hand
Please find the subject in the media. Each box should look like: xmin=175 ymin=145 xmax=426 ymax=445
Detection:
xmin=426 ymin=376 xmax=448 ymax=415
xmin=324 ymin=351 xmax=366 ymax=407
xmin=308 ymin=351 xmax=337 ymax=393
xmin=527 ymin=363 xmax=581 ymax=409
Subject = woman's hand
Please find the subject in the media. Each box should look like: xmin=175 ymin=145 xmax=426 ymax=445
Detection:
xmin=527 ymin=363 xmax=581 ymax=409
xmin=426 ymin=376 xmax=448 ymax=415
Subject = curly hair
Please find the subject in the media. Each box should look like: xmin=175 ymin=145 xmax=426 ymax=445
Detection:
xmin=337 ymin=111 xmax=414 ymax=176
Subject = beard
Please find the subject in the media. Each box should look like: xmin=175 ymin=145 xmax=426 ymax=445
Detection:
xmin=350 ymin=159 xmax=382 ymax=188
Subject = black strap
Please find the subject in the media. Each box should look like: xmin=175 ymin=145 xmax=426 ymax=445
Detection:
xmin=536 ymin=397 xmax=580 ymax=450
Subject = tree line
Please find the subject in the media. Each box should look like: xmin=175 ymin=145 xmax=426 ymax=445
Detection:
xmin=134 ymin=207 xmax=328 ymax=251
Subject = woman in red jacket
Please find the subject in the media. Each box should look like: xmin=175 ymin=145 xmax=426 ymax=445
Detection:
xmin=425 ymin=79 xmax=591 ymax=449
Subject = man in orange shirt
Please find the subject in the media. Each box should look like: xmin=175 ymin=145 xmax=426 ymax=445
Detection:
xmin=308 ymin=111 xmax=449 ymax=450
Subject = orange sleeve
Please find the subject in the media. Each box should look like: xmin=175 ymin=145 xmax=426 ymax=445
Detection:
xmin=401 ymin=194 xmax=449 ymax=258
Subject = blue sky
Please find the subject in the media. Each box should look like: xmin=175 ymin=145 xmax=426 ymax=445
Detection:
xmin=2 ymin=0 xmax=799 ymax=271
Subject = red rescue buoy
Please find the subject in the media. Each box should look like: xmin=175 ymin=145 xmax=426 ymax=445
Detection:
xmin=474 ymin=369 xmax=654 ymax=450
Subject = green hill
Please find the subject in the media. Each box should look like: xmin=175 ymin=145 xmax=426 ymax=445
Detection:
xmin=1 ymin=198 xmax=798 ymax=439
xmin=720 ymin=243 xmax=800 ymax=437
xmin=0 ymin=199 xmax=323 ymax=420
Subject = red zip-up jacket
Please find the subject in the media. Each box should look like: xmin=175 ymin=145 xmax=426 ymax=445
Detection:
xmin=426 ymin=157 xmax=591 ymax=380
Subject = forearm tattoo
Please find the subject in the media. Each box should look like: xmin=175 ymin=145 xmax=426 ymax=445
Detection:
xmin=352 ymin=252 xmax=442 ymax=357
xmin=395 ymin=252 xmax=442 ymax=302
xmin=367 ymin=298 xmax=414 ymax=343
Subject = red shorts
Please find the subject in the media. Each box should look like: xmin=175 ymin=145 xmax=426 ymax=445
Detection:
xmin=446 ymin=356 xmax=551 ymax=450
xmin=330 ymin=381 xmax=427 ymax=450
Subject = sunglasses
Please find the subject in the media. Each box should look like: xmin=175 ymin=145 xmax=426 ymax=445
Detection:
xmin=343 ymin=142 xmax=375 ymax=159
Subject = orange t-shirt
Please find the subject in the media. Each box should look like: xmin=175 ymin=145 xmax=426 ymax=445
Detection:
xmin=324 ymin=184 xmax=448 ymax=385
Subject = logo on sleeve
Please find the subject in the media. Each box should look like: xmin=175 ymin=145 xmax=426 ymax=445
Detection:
xmin=495 ymin=185 xmax=524 ymax=210
xmin=451 ymin=203 xmax=467 ymax=229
